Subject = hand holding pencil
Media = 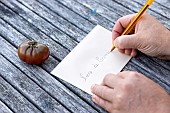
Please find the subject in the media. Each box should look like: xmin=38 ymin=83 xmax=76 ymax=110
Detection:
xmin=111 ymin=0 xmax=154 ymax=52
xmin=112 ymin=10 xmax=170 ymax=60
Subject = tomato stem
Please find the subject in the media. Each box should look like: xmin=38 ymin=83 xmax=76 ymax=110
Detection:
xmin=28 ymin=40 xmax=37 ymax=47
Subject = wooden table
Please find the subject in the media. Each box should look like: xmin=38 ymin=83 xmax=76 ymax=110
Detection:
xmin=0 ymin=0 xmax=170 ymax=112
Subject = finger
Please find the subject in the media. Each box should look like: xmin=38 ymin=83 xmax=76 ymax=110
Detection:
xmin=92 ymin=95 xmax=113 ymax=112
xmin=112 ymin=14 xmax=136 ymax=40
xmin=91 ymin=84 xmax=114 ymax=102
xmin=131 ymin=49 xmax=137 ymax=57
xmin=118 ymin=49 xmax=125 ymax=54
xmin=114 ymin=34 xmax=141 ymax=49
xmin=112 ymin=29 xmax=121 ymax=40
xmin=117 ymin=71 xmax=138 ymax=79
xmin=125 ymin=49 xmax=132 ymax=55
xmin=102 ymin=74 xmax=120 ymax=89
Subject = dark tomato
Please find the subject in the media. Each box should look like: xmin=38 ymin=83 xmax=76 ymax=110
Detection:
xmin=18 ymin=40 xmax=50 ymax=64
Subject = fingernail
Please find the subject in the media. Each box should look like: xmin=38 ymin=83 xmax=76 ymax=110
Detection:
xmin=92 ymin=95 xmax=96 ymax=102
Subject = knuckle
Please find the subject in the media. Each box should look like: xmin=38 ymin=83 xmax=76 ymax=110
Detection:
xmin=97 ymin=97 xmax=103 ymax=106
xmin=128 ymin=71 xmax=140 ymax=78
xmin=105 ymin=104 xmax=113 ymax=112
xmin=95 ymin=87 xmax=101 ymax=95
xmin=100 ymin=88 xmax=105 ymax=98
xmin=93 ymin=85 xmax=105 ymax=97
xmin=131 ymin=72 xmax=140 ymax=78
xmin=100 ymin=87 xmax=110 ymax=99
xmin=114 ymin=94 xmax=124 ymax=109
xmin=117 ymin=18 xmax=122 ymax=23
xmin=119 ymin=71 xmax=140 ymax=90
xmin=116 ymin=94 xmax=124 ymax=102
xmin=103 ymin=73 xmax=112 ymax=83
xmin=121 ymin=81 xmax=132 ymax=91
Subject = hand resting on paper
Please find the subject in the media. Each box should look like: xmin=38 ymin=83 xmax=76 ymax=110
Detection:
xmin=91 ymin=71 xmax=170 ymax=113
xmin=91 ymin=14 xmax=170 ymax=113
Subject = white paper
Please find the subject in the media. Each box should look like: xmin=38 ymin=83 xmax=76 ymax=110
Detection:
xmin=51 ymin=25 xmax=131 ymax=95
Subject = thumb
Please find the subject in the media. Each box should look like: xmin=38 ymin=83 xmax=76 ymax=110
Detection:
xmin=114 ymin=34 xmax=140 ymax=49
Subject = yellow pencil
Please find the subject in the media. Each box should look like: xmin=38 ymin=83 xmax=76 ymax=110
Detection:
xmin=110 ymin=0 xmax=154 ymax=52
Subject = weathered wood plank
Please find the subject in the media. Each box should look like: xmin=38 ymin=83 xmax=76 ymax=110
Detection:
xmin=73 ymin=0 xmax=122 ymax=21
xmin=0 ymin=19 xmax=99 ymax=112
xmin=54 ymin=0 xmax=116 ymax=31
xmin=0 ymin=3 xmax=69 ymax=61
xmin=55 ymin=78 xmax=107 ymax=113
xmin=1 ymin=0 xmax=79 ymax=50
xmin=111 ymin=0 xmax=170 ymax=29
xmin=1 ymin=0 xmax=86 ymax=42
xmin=36 ymin=0 xmax=96 ymax=32
xmin=0 ymin=67 xmax=41 ymax=113
xmin=0 ymin=1 xmax=169 ymax=113
xmin=73 ymin=0 xmax=170 ymax=29
xmin=92 ymin=0 xmax=134 ymax=16
xmin=156 ymin=0 xmax=170 ymax=9
xmin=1 ymin=1 xmax=77 ymax=50
xmin=0 ymin=100 xmax=13 ymax=113
xmin=67 ymin=0 xmax=169 ymax=30
xmin=0 ymin=48 xmax=70 ymax=113
xmin=135 ymin=0 xmax=170 ymax=20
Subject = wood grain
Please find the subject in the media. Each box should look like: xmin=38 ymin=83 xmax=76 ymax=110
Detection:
xmin=0 ymin=0 xmax=170 ymax=112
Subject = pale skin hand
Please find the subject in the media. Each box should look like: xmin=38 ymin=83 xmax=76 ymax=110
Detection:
xmin=91 ymin=14 xmax=170 ymax=112
xmin=112 ymin=13 xmax=170 ymax=60
xmin=91 ymin=71 xmax=170 ymax=113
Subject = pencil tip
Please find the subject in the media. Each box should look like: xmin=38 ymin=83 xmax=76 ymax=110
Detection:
xmin=110 ymin=47 xmax=115 ymax=52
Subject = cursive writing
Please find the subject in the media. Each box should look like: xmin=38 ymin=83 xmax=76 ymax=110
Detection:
xmin=80 ymin=51 xmax=110 ymax=81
